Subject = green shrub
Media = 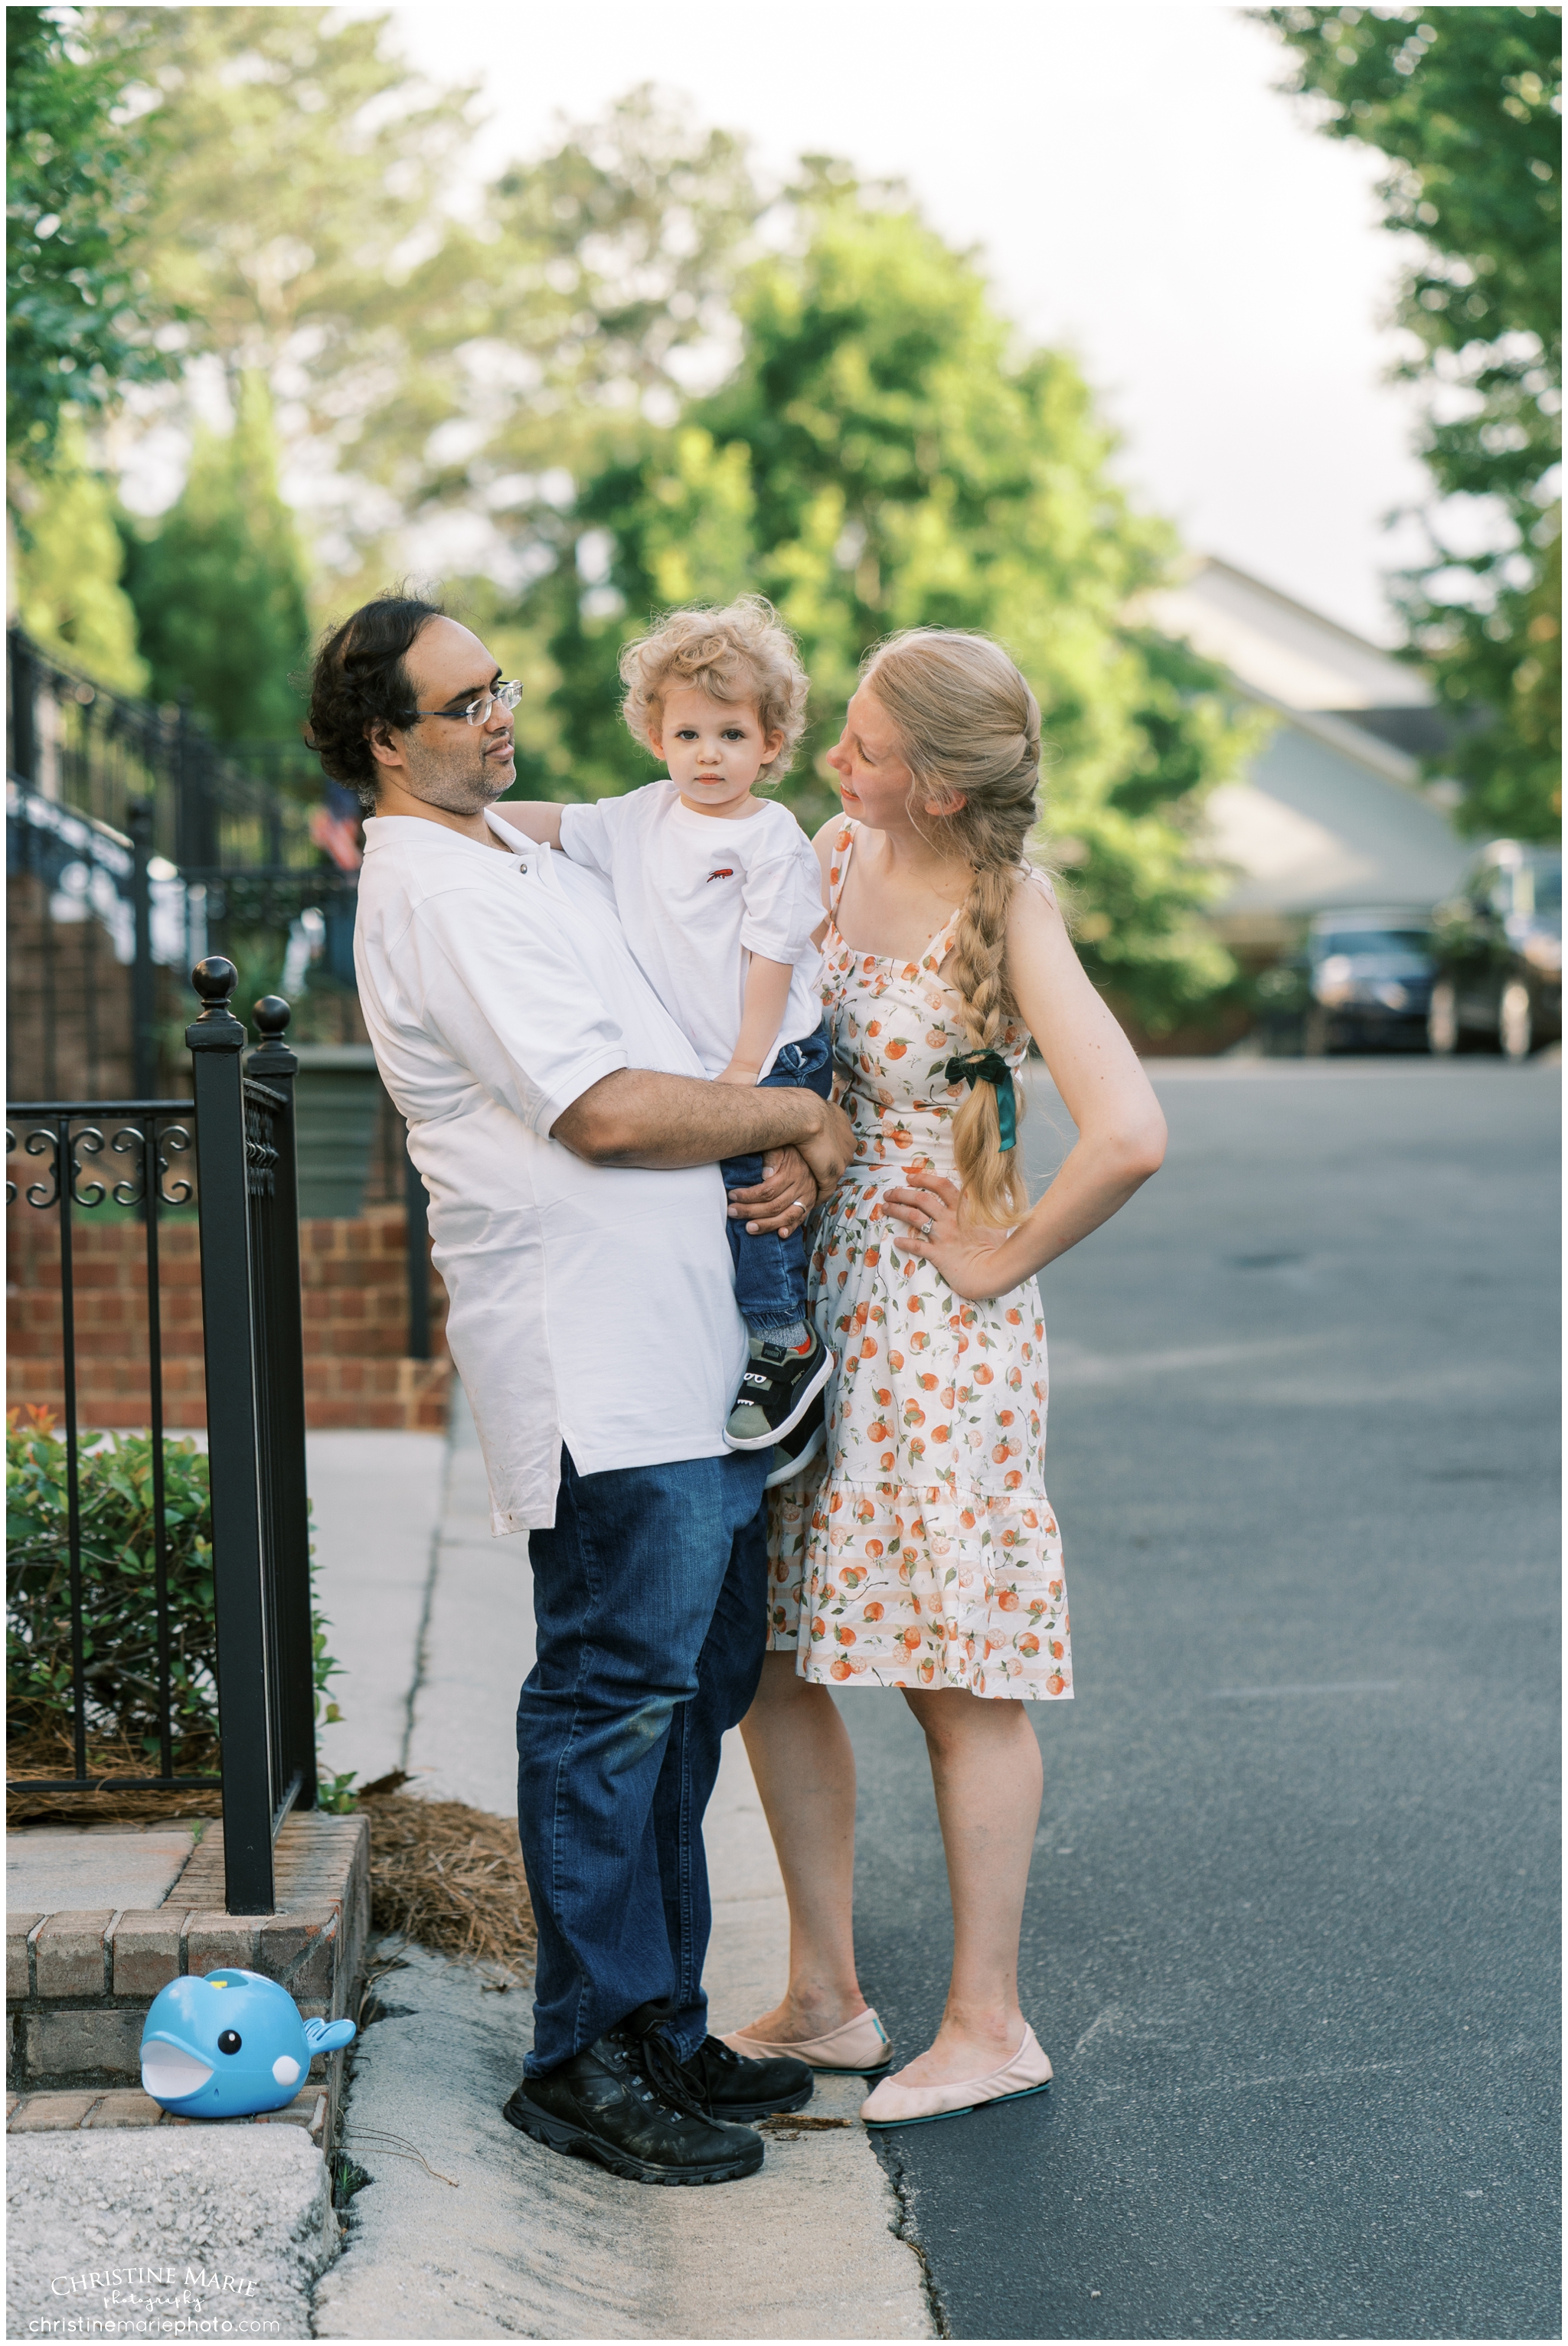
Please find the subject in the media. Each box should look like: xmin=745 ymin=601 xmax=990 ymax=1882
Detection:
xmin=6 ymin=1406 xmax=341 ymax=1776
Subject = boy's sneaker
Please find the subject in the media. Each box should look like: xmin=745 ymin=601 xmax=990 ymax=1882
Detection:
xmin=725 ymin=1328 xmax=833 ymax=1452
xmin=763 ymin=1389 xmax=827 ymax=1488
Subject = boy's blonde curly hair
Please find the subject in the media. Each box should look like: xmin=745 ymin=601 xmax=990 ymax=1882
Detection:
xmin=618 ymin=595 xmax=810 ymax=783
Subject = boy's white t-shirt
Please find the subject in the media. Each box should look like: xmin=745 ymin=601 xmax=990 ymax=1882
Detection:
xmin=557 ymin=779 xmax=825 ymax=1080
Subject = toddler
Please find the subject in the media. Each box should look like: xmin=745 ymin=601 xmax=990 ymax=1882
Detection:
xmin=505 ymin=596 xmax=834 ymax=1482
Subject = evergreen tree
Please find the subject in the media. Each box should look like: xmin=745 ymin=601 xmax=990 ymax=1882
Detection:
xmin=516 ymin=172 xmax=1258 ymax=1031
xmin=11 ymin=424 xmax=147 ymax=692
xmin=119 ymin=374 xmax=312 ymax=741
xmin=1258 ymin=7 xmax=1561 ymax=838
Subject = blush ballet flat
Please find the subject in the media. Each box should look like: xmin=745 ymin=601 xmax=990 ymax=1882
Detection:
xmin=858 ymin=2024 xmax=1054 ymax=2129
xmin=719 ymin=2007 xmax=893 ymax=2075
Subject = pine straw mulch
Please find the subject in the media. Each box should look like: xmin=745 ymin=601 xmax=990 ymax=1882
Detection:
xmin=6 ymin=1746 xmax=534 ymax=1978
xmin=6 ymin=1727 xmax=224 ymax=1825
xmin=358 ymin=1770 xmax=535 ymax=1975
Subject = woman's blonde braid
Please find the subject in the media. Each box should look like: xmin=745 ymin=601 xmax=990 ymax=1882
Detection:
xmin=861 ymin=638 xmax=1042 ymax=1227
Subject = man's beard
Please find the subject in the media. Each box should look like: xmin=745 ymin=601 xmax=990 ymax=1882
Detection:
xmin=402 ymin=736 xmax=514 ymax=815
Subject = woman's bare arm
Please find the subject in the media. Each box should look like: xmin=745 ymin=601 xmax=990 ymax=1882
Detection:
xmin=882 ymin=879 xmax=1166 ymax=1299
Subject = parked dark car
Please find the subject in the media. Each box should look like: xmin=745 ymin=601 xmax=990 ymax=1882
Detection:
xmin=1428 ymin=842 xmax=1563 ymax=1062
xmin=1263 ymin=909 xmax=1439 ymax=1054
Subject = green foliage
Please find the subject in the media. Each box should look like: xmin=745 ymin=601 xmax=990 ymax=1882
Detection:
xmin=6 ymin=8 xmax=177 ymax=472
xmin=5 ymin=1409 xmax=343 ymax=1774
xmin=108 ymin=4 xmax=478 ymax=575
xmin=381 ymin=90 xmax=762 ymax=505
xmin=7 ymin=1412 xmax=218 ymax=1767
xmin=119 ymin=374 xmax=312 ymax=740
xmin=511 ymin=170 xmax=1258 ymax=1031
xmin=11 ymin=423 xmax=148 ymax=692
xmin=1258 ymin=7 xmax=1562 ymax=838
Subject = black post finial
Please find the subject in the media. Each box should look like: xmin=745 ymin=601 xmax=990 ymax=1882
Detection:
xmin=192 ymin=956 xmax=238 ymax=1007
xmin=186 ymin=957 xmax=247 ymax=1053
xmin=253 ymin=995 xmax=292 ymax=1040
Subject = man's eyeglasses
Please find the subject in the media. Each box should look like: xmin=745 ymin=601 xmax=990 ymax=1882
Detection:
xmin=412 ymin=681 xmax=523 ymax=727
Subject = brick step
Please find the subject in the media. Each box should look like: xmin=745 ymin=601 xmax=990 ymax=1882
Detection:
xmin=7 ymin=2081 xmax=327 ymax=2139
xmin=6 ymin=1813 xmax=369 ymax=2135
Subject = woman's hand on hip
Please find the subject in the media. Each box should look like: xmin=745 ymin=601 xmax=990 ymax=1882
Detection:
xmin=727 ymin=1145 xmax=817 ymax=1237
xmin=882 ymin=1171 xmax=1020 ymax=1302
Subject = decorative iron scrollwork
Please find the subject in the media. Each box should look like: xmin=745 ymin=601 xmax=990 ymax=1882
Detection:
xmin=23 ymin=1124 xmax=60 ymax=1209
xmin=110 ymin=1125 xmax=147 ymax=1208
xmin=243 ymin=1094 xmax=279 ymax=1197
xmin=158 ymin=1123 xmax=194 ymax=1206
xmin=70 ymin=1125 xmax=108 ymax=1208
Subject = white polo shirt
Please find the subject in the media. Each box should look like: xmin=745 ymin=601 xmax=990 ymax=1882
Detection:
xmin=353 ymin=809 xmax=747 ymax=1534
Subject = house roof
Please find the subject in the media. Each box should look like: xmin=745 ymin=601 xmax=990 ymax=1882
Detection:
xmin=1142 ymin=556 xmax=1432 ymax=715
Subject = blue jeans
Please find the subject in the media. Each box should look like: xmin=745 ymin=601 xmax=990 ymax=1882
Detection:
xmin=516 ymin=1443 xmax=770 ymax=2074
xmin=721 ymin=1020 xmax=835 ymax=1335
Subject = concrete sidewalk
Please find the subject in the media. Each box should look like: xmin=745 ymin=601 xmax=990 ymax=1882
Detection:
xmin=305 ymin=1394 xmax=932 ymax=2339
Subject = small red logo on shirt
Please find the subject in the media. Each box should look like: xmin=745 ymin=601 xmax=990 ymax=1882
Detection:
xmin=705 ymin=867 xmax=735 ymax=883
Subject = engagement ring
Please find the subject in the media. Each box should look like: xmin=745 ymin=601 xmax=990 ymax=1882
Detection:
xmin=920 ymin=1217 xmax=935 ymax=1240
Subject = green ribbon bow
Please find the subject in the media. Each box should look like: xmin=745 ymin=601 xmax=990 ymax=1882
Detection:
xmin=943 ymin=1050 xmax=1018 ymax=1150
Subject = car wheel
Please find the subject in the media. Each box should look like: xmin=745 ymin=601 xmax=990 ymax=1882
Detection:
xmin=1499 ymin=979 xmax=1534 ymax=1062
xmin=1427 ymin=979 xmax=1459 ymax=1056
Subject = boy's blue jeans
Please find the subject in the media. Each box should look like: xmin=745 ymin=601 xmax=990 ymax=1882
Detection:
xmin=721 ymin=1019 xmax=835 ymax=1334
xmin=516 ymin=1443 xmax=770 ymax=2075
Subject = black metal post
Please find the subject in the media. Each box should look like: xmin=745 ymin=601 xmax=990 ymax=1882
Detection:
xmin=186 ymin=956 xmax=275 ymax=1914
xmin=129 ymin=801 xmax=156 ymax=1101
xmin=404 ymin=1133 xmax=430 ymax=1361
xmin=248 ymin=995 xmax=317 ymax=1814
xmin=174 ymin=696 xmax=217 ymax=874
xmin=8 ymin=625 xmax=37 ymax=784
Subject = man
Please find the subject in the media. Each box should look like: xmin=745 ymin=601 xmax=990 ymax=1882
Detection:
xmin=305 ymin=593 xmax=852 ymax=2186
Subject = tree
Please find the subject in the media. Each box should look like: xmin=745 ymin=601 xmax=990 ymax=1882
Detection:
xmin=358 ymin=88 xmax=763 ymax=542
xmin=119 ymin=374 xmax=312 ymax=740
xmin=6 ymin=8 xmax=176 ymax=474
xmin=1258 ymin=7 xmax=1562 ymax=838
xmin=11 ymin=425 xmax=147 ymax=692
xmin=84 ymin=5 xmax=477 ymax=577
xmin=514 ymin=171 xmax=1258 ymax=1031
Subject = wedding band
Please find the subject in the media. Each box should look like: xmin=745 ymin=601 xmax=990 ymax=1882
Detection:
xmin=920 ymin=1217 xmax=935 ymax=1240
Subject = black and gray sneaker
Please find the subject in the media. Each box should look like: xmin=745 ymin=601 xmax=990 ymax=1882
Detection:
xmin=675 ymin=2034 xmax=814 ymax=2123
xmin=725 ymin=1328 xmax=833 ymax=1452
xmin=763 ymin=1388 xmax=827 ymax=1489
xmin=503 ymin=2018 xmax=763 ymax=2186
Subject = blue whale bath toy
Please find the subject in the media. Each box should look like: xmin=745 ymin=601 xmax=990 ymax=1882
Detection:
xmin=139 ymin=1969 xmax=356 ymax=2118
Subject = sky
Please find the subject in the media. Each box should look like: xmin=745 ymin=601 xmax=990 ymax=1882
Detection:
xmin=380 ymin=0 xmax=1436 ymax=645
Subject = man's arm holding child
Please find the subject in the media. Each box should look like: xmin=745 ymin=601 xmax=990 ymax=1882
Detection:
xmin=554 ymin=1068 xmax=850 ymax=1211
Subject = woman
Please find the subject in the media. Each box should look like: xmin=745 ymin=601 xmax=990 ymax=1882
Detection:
xmin=724 ymin=629 xmax=1167 ymax=2127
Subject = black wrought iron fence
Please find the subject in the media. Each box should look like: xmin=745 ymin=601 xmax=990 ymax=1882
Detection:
xmin=7 ymin=959 xmax=318 ymax=1914
xmin=7 ymin=626 xmax=360 ymax=1102
xmin=7 ymin=1102 xmax=206 ymax=1787
xmin=186 ymin=962 xmax=316 ymax=1911
xmin=8 ymin=626 xmax=323 ymax=872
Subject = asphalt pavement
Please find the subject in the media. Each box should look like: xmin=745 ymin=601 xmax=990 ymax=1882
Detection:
xmin=845 ymin=1060 xmax=1560 ymax=2341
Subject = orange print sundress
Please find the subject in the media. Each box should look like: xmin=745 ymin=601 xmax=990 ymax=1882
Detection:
xmin=767 ymin=821 xmax=1072 ymax=1700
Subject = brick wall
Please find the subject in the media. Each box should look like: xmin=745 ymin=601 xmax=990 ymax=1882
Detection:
xmin=6 ymin=873 xmax=136 ymax=1102
xmin=6 ymin=1206 xmax=450 ymax=1433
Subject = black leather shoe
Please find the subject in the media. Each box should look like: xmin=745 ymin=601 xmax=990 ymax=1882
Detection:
xmin=675 ymin=2033 xmax=815 ymax=2122
xmin=502 ymin=2029 xmax=763 ymax=2186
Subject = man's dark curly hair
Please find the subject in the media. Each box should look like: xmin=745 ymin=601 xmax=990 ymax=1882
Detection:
xmin=305 ymin=593 xmax=446 ymax=810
